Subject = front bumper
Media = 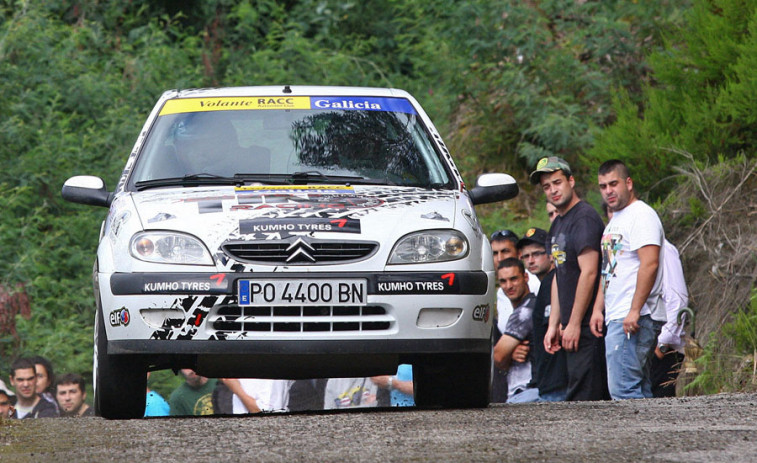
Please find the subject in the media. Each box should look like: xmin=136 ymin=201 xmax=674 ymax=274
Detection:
xmin=99 ymin=270 xmax=495 ymax=375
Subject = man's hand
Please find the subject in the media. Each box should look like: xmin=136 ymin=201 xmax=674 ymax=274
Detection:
xmin=623 ymin=311 xmax=640 ymax=336
xmin=561 ymin=322 xmax=581 ymax=352
xmin=512 ymin=340 xmax=530 ymax=363
xmin=544 ymin=325 xmax=562 ymax=354
xmin=590 ymin=310 xmax=604 ymax=338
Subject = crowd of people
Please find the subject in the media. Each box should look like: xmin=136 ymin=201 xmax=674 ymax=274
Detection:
xmin=1 ymin=357 xmax=415 ymax=418
xmin=1 ymin=156 xmax=689 ymax=418
xmin=1 ymin=356 xmax=92 ymax=419
xmin=490 ymin=156 xmax=689 ymax=403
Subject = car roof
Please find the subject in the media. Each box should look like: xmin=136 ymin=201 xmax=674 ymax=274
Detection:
xmin=165 ymin=86 xmax=413 ymax=99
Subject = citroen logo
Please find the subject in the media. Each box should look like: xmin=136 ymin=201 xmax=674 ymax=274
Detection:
xmin=285 ymin=237 xmax=316 ymax=263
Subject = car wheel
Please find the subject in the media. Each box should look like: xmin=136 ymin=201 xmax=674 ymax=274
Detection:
xmin=413 ymin=353 xmax=491 ymax=408
xmin=94 ymin=307 xmax=146 ymax=419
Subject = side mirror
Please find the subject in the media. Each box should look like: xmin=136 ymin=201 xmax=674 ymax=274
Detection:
xmin=61 ymin=176 xmax=113 ymax=207
xmin=468 ymin=173 xmax=519 ymax=205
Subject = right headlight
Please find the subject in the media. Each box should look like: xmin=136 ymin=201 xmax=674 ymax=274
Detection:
xmin=387 ymin=230 xmax=469 ymax=264
xmin=130 ymin=231 xmax=214 ymax=265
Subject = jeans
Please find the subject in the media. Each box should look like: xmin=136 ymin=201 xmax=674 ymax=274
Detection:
xmin=507 ymin=387 xmax=540 ymax=403
xmin=538 ymin=388 xmax=567 ymax=402
xmin=605 ymin=315 xmax=656 ymax=400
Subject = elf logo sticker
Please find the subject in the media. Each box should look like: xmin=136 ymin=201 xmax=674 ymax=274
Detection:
xmin=472 ymin=304 xmax=490 ymax=323
xmin=110 ymin=308 xmax=130 ymax=327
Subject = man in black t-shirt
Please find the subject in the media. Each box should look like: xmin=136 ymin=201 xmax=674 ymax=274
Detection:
xmin=517 ymin=228 xmax=568 ymax=401
xmin=530 ymin=157 xmax=609 ymax=401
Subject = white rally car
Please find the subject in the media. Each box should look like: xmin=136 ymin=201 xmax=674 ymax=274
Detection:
xmin=62 ymin=86 xmax=518 ymax=418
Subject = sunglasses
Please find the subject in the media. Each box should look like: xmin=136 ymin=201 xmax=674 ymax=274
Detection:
xmin=490 ymin=230 xmax=517 ymax=240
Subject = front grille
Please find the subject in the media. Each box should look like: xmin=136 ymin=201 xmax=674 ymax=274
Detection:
xmin=210 ymin=304 xmax=392 ymax=333
xmin=222 ymin=240 xmax=378 ymax=265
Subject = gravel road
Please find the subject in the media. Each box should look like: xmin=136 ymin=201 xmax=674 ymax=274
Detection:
xmin=1 ymin=393 xmax=756 ymax=462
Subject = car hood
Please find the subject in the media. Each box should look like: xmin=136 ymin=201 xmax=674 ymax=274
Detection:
xmin=130 ymin=185 xmax=460 ymax=250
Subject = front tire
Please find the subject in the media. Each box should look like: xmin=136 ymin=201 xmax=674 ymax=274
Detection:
xmin=94 ymin=307 xmax=146 ymax=419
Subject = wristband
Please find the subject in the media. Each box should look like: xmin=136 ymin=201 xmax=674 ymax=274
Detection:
xmin=387 ymin=376 xmax=393 ymax=391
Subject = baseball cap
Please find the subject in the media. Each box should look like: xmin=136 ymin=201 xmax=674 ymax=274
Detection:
xmin=0 ymin=379 xmax=16 ymax=402
xmin=517 ymin=227 xmax=549 ymax=249
xmin=529 ymin=156 xmax=572 ymax=185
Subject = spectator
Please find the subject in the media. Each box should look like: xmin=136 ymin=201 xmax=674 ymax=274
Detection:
xmin=8 ymin=358 xmax=58 ymax=418
xmin=224 ymin=378 xmax=290 ymax=414
xmin=323 ymin=377 xmax=381 ymax=409
xmin=287 ymin=379 xmax=328 ymax=412
xmin=650 ymin=239 xmax=688 ymax=397
xmin=490 ymin=229 xmax=539 ymax=403
xmin=601 ymin=202 xmax=688 ymax=397
xmin=31 ymin=355 xmax=59 ymax=414
xmin=144 ymin=372 xmax=170 ymax=417
xmin=592 ymin=159 xmax=663 ymax=400
xmin=546 ymin=202 xmax=559 ymax=223
xmin=518 ymin=228 xmax=553 ymax=281
xmin=518 ymin=228 xmax=568 ymax=402
xmin=168 ymin=369 xmax=216 ymax=416
xmin=371 ymin=364 xmax=415 ymax=407
xmin=0 ymin=379 xmax=16 ymax=419
xmin=55 ymin=373 xmax=93 ymax=417
xmin=493 ymin=258 xmax=539 ymax=403
xmin=530 ymin=156 xmax=609 ymax=401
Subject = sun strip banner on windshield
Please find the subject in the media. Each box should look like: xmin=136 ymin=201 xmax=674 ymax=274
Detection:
xmin=159 ymin=96 xmax=417 ymax=116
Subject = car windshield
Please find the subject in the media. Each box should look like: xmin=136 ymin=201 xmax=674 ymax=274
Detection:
xmin=128 ymin=96 xmax=453 ymax=190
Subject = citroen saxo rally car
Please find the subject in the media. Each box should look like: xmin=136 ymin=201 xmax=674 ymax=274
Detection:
xmin=62 ymin=86 xmax=518 ymax=418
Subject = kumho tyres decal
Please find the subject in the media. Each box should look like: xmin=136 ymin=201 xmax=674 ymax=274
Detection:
xmin=111 ymin=273 xmax=230 ymax=295
xmin=239 ymin=217 xmax=361 ymax=235
xmin=158 ymin=97 xmax=417 ymax=116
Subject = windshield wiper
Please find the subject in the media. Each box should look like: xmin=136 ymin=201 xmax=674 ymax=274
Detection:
xmin=289 ymin=170 xmax=394 ymax=185
xmin=134 ymin=173 xmax=241 ymax=191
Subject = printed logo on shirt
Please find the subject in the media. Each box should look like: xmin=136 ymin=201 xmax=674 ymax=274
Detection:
xmin=600 ymin=232 xmax=623 ymax=290
xmin=551 ymin=243 xmax=566 ymax=266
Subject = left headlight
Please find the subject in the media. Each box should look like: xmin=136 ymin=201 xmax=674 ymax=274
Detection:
xmin=387 ymin=230 xmax=469 ymax=264
xmin=130 ymin=231 xmax=214 ymax=265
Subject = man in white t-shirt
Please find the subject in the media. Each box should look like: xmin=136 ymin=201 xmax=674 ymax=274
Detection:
xmin=224 ymin=378 xmax=290 ymax=413
xmin=592 ymin=160 xmax=663 ymax=400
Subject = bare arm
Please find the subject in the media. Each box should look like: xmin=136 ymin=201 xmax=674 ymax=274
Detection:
xmin=623 ymin=244 xmax=660 ymax=334
xmin=370 ymin=376 xmax=413 ymax=396
xmin=544 ymin=276 xmax=562 ymax=354
xmin=493 ymin=333 xmax=522 ymax=371
xmin=221 ymin=378 xmax=261 ymax=414
xmin=590 ymin=277 xmax=605 ymax=338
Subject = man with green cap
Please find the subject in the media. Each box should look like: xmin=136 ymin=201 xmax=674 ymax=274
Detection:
xmin=530 ymin=157 xmax=609 ymax=401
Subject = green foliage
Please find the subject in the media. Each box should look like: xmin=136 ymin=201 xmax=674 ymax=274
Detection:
xmin=587 ymin=0 xmax=757 ymax=200
xmin=445 ymin=0 xmax=687 ymax=183
xmin=723 ymin=290 xmax=757 ymax=358
xmin=687 ymin=288 xmax=757 ymax=394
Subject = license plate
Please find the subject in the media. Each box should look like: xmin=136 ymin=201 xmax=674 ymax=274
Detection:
xmin=237 ymin=279 xmax=367 ymax=306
